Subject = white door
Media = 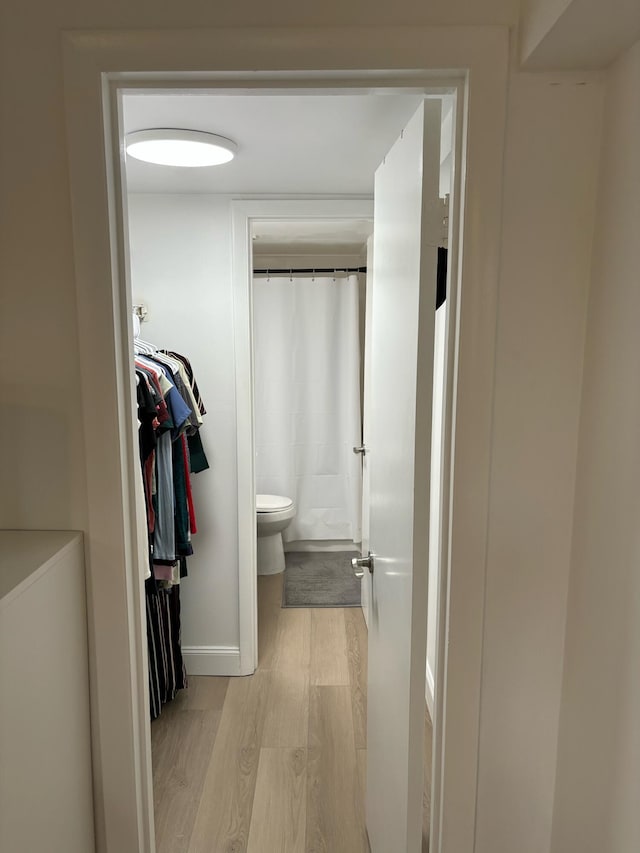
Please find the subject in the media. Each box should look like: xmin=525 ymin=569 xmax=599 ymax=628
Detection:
xmin=363 ymin=99 xmax=442 ymax=852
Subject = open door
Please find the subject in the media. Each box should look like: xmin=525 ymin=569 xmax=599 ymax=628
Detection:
xmin=361 ymin=99 xmax=442 ymax=852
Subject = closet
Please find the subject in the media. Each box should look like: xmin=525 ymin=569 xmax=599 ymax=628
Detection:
xmin=134 ymin=321 xmax=209 ymax=717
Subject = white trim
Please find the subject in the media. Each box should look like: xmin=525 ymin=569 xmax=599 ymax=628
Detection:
xmin=426 ymin=661 xmax=436 ymax=720
xmin=430 ymin=71 xmax=466 ymax=853
xmin=182 ymin=645 xmax=242 ymax=676
xmin=61 ymin=26 xmax=508 ymax=853
xmin=230 ymin=200 xmax=257 ymax=676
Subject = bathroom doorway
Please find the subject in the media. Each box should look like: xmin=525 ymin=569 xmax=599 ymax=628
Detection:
xmin=251 ymin=218 xmax=370 ymax=607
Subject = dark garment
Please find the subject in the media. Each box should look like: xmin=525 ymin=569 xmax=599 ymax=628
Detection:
xmin=436 ymin=246 xmax=448 ymax=310
xmin=136 ymin=371 xmax=158 ymax=463
xmin=187 ymin=430 xmax=210 ymax=474
xmin=146 ymin=583 xmax=187 ymax=720
xmin=172 ymin=434 xmax=193 ymax=558
xmin=137 ymin=373 xmax=159 ymax=577
xmin=183 ymin=437 xmax=197 ymax=534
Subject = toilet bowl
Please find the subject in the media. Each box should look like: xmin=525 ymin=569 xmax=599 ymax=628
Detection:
xmin=256 ymin=494 xmax=296 ymax=575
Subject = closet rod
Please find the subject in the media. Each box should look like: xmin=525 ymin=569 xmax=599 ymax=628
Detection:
xmin=253 ymin=266 xmax=367 ymax=275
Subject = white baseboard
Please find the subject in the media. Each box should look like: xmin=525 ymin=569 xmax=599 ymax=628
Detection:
xmin=284 ymin=539 xmax=360 ymax=553
xmin=426 ymin=661 xmax=435 ymax=719
xmin=182 ymin=645 xmax=242 ymax=676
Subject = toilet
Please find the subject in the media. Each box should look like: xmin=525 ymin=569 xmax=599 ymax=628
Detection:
xmin=256 ymin=494 xmax=296 ymax=575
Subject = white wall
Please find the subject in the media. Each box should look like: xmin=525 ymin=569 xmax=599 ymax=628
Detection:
xmin=474 ymin=71 xmax=604 ymax=853
xmin=128 ymin=194 xmax=240 ymax=659
xmin=551 ymin=38 xmax=640 ymax=853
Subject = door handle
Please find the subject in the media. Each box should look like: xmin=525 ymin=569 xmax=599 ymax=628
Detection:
xmin=353 ymin=445 xmax=366 ymax=455
xmin=352 ymin=552 xmax=374 ymax=578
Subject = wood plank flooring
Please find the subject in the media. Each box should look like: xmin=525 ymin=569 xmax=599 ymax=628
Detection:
xmin=151 ymin=573 xmax=432 ymax=852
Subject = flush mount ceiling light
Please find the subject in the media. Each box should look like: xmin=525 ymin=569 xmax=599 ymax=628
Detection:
xmin=125 ymin=129 xmax=237 ymax=167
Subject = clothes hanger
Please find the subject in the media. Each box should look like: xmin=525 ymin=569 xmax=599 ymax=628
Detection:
xmin=134 ymin=339 xmax=157 ymax=355
xmin=132 ymin=310 xmax=157 ymax=354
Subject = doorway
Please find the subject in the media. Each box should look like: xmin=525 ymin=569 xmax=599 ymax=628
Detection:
xmin=63 ymin=28 xmax=509 ymax=853
xmin=122 ymin=87 xmax=454 ymax=850
xmin=251 ymin=220 xmax=369 ymax=599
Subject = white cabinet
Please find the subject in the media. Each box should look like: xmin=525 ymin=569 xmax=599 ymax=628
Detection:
xmin=0 ymin=531 xmax=95 ymax=853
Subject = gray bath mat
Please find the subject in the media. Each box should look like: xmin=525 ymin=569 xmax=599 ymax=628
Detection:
xmin=282 ymin=551 xmax=361 ymax=608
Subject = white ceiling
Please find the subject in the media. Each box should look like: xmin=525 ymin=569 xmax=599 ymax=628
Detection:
xmin=122 ymin=92 xmax=423 ymax=195
xmin=522 ymin=0 xmax=640 ymax=69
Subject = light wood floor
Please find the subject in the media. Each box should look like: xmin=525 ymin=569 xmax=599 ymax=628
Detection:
xmin=151 ymin=573 xmax=432 ymax=852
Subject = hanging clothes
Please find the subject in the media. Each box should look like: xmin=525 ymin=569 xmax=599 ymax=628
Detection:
xmin=134 ymin=341 xmax=209 ymax=719
xmin=161 ymin=349 xmax=210 ymax=474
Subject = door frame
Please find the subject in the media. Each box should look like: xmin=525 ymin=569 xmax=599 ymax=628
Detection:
xmin=62 ymin=25 xmax=509 ymax=853
xmin=230 ymin=197 xmax=375 ymax=675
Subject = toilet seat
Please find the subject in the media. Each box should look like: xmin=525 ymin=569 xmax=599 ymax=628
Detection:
xmin=256 ymin=494 xmax=293 ymax=513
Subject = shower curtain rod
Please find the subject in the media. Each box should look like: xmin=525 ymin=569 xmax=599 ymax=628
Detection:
xmin=253 ymin=266 xmax=367 ymax=275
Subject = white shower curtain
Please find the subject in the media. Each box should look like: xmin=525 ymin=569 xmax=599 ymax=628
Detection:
xmin=253 ymin=273 xmax=362 ymax=543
